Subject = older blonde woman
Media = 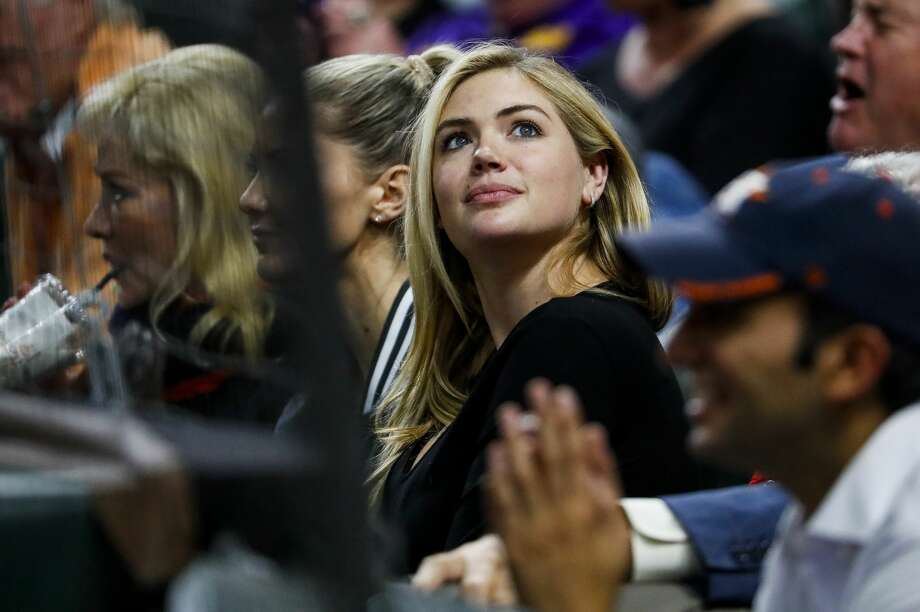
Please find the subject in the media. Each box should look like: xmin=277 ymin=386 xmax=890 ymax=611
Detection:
xmin=78 ymin=44 xmax=282 ymax=422
xmin=371 ymin=43 xmax=701 ymax=574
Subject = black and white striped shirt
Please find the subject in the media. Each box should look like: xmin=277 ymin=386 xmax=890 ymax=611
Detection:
xmin=362 ymin=281 xmax=414 ymax=415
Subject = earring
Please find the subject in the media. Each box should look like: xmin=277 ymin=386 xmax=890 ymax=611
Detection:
xmin=375 ymin=215 xmax=383 ymax=223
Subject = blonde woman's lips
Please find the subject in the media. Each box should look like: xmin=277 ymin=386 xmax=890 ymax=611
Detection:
xmin=250 ymin=226 xmax=277 ymax=253
xmin=464 ymin=183 xmax=524 ymax=204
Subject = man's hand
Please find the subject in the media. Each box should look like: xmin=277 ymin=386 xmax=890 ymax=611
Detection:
xmin=412 ymin=534 xmax=519 ymax=606
xmin=487 ymin=379 xmax=632 ymax=612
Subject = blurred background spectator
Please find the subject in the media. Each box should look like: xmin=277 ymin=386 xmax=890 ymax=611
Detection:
xmin=578 ymin=0 xmax=834 ymax=194
xmin=770 ymin=0 xmax=849 ymax=47
xmin=0 ymin=0 xmax=169 ymax=297
xmin=316 ymin=0 xmax=636 ymax=69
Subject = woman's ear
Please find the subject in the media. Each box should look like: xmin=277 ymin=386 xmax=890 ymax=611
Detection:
xmin=370 ymin=164 xmax=409 ymax=224
xmin=581 ymin=153 xmax=609 ymax=207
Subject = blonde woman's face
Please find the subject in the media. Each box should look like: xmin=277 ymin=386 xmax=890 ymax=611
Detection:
xmin=240 ymin=106 xmax=384 ymax=283
xmin=240 ymin=107 xmax=290 ymax=283
xmin=84 ymin=137 xmax=177 ymax=308
xmin=432 ymin=68 xmax=597 ymax=262
xmin=314 ymin=133 xmax=383 ymax=254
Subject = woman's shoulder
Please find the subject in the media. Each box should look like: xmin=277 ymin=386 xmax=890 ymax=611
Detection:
xmin=510 ymin=289 xmax=660 ymax=351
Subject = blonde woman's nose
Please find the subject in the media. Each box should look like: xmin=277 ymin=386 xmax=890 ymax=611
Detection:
xmin=239 ymin=172 xmax=268 ymax=214
xmin=472 ymin=145 xmax=506 ymax=174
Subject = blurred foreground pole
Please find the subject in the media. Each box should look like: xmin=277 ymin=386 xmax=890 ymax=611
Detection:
xmin=132 ymin=0 xmax=373 ymax=607
xmin=251 ymin=2 xmax=374 ymax=609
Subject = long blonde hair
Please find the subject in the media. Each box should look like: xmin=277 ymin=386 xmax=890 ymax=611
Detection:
xmin=370 ymin=44 xmax=672 ymax=499
xmin=78 ymin=44 xmax=271 ymax=357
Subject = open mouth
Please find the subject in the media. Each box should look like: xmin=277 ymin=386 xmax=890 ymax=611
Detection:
xmin=831 ymin=75 xmax=866 ymax=114
xmin=839 ymin=76 xmax=866 ymax=101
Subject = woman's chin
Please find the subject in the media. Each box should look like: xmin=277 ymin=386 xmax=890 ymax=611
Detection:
xmin=114 ymin=278 xmax=151 ymax=310
xmin=256 ymin=254 xmax=290 ymax=284
xmin=116 ymin=291 xmax=146 ymax=309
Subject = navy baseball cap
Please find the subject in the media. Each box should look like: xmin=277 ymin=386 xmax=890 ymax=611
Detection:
xmin=618 ymin=156 xmax=920 ymax=348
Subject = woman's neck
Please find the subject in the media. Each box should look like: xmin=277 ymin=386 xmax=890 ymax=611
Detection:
xmin=338 ymin=230 xmax=408 ymax=376
xmin=469 ymin=244 xmax=606 ymax=349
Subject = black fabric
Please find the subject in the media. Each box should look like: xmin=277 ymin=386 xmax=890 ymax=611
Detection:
xmin=578 ymin=15 xmax=834 ymax=194
xmin=110 ymin=302 xmax=289 ymax=427
xmin=380 ymin=288 xmax=701 ymax=574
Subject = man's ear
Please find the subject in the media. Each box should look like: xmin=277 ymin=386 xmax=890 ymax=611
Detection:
xmin=581 ymin=153 xmax=609 ymax=207
xmin=819 ymin=325 xmax=891 ymax=405
xmin=370 ymin=164 xmax=409 ymax=224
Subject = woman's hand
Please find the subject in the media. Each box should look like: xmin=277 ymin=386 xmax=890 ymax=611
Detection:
xmin=412 ymin=534 xmax=519 ymax=606
xmin=2 ymin=281 xmax=33 ymax=312
xmin=487 ymin=379 xmax=632 ymax=612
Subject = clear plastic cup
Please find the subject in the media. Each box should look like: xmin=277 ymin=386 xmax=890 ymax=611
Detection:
xmin=0 ymin=275 xmax=89 ymax=388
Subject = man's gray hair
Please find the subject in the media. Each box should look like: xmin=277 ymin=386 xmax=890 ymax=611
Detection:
xmin=846 ymin=152 xmax=920 ymax=201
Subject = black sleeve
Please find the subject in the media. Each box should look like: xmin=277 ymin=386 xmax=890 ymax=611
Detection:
xmin=443 ymin=310 xmax=693 ymax=549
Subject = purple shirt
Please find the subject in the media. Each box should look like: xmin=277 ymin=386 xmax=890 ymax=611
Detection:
xmin=406 ymin=0 xmax=634 ymax=70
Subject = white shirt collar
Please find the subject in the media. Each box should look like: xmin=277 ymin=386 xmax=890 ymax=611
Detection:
xmin=804 ymin=401 xmax=920 ymax=544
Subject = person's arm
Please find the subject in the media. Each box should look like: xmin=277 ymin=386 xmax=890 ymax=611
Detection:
xmin=412 ymin=534 xmax=518 ymax=606
xmin=662 ymin=485 xmax=788 ymax=604
xmin=620 ymin=497 xmax=702 ymax=582
xmin=412 ymin=485 xmax=787 ymax=608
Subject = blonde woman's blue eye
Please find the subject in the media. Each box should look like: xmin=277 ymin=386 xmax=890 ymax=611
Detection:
xmin=443 ymin=133 xmax=470 ymax=151
xmin=511 ymin=122 xmax=541 ymax=138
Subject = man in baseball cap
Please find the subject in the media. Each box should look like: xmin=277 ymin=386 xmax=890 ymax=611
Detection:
xmin=615 ymin=155 xmax=920 ymax=611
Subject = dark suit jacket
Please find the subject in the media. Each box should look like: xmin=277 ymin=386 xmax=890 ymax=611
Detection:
xmin=663 ymin=484 xmax=790 ymax=605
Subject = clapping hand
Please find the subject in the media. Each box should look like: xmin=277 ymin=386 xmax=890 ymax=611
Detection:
xmin=487 ymin=379 xmax=632 ymax=612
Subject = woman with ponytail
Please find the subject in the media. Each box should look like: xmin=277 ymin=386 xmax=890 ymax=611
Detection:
xmin=241 ymin=46 xmax=460 ymax=415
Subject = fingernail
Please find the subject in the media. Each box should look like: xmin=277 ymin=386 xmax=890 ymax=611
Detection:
xmin=517 ymin=412 xmax=541 ymax=434
xmin=556 ymin=386 xmax=578 ymax=414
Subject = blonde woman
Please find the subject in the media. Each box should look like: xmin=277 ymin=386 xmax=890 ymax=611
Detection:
xmin=372 ymin=43 xmax=701 ymax=573
xmin=240 ymin=47 xmax=458 ymax=416
xmin=79 ymin=45 xmax=283 ymax=422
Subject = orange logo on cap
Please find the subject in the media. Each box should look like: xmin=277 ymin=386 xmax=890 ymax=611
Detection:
xmin=676 ymin=273 xmax=783 ymax=302
xmin=812 ymin=167 xmax=831 ymax=185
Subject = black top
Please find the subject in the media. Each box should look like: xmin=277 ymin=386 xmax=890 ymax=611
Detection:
xmin=110 ymin=302 xmax=289 ymax=427
xmin=379 ymin=288 xmax=700 ymax=574
xmin=578 ymin=15 xmax=834 ymax=194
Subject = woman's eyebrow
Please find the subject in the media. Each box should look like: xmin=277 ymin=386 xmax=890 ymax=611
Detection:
xmin=436 ymin=104 xmax=552 ymax=134
xmin=436 ymin=117 xmax=472 ymax=134
xmin=495 ymin=104 xmax=551 ymax=121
